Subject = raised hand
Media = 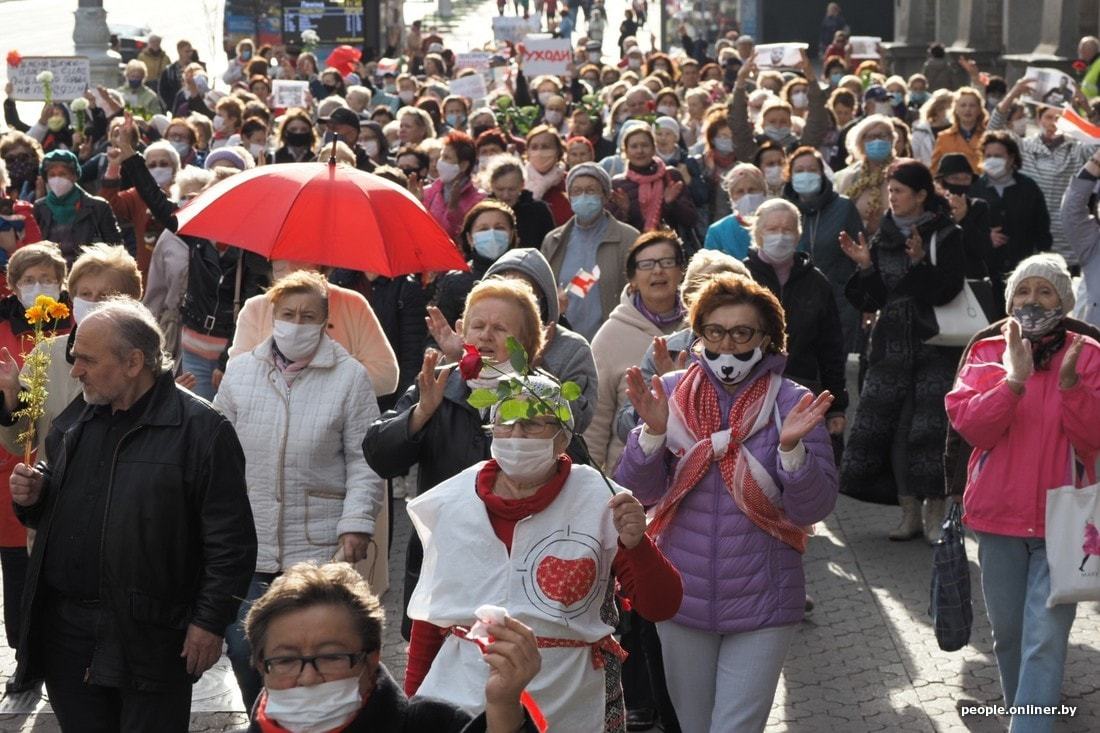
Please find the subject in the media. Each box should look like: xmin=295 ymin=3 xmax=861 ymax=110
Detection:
xmin=425 ymin=305 xmax=464 ymax=360
xmin=779 ymin=391 xmax=834 ymax=451
xmin=0 ymin=346 xmax=22 ymax=406
xmin=1059 ymin=334 xmax=1084 ymax=390
xmin=839 ymin=231 xmax=872 ymax=269
xmin=1001 ymin=318 xmax=1034 ymax=386
xmin=409 ymin=349 xmax=452 ymax=434
xmin=663 ymin=179 xmax=685 ymax=204
xmin=625 ymin=366 xmax=669 ymax=435
xmin=905 ymin=230 xmax=925 ymax=263
xmin=608 ymin=491 xmax=646 ymax=549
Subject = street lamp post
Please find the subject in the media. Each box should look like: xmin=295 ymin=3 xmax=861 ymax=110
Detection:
xmin=74 ymin=0 xmax=122 ymax=87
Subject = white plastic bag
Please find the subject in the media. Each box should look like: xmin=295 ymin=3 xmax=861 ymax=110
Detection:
xmin=1045 ymin=475 xmax=1100 ymax=607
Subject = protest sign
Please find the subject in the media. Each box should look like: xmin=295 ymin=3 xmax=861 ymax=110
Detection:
xmin=450 ymin=73 xmax=488 ymax=101
xmin=493 ymin=16 xmax=541 ymax=44
xmin=753 ymin=43 xmax=807 ymax=70
xmin=454 ymin=51 xmax=493 ymax=74
xmin=1021 ymin=66 xmax=1077 ymax=107
xmin=272 ymin=80 xmax=309 ymax=109
xmin=7 ymin=56 xmax=89 ymax=101
xmin=520 ymin=35 xmax=572 ymax=77
xmin=849 ymin=36 xmax=882 ymax=59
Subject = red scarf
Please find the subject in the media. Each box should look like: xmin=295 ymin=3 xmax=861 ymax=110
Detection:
xmin=647 ymin=364 xmax=810 ymax=553
xmin=476 ymin=456 xmax=572 ymax=551
xmin=626 ymin=158 xmax=668 ymax=231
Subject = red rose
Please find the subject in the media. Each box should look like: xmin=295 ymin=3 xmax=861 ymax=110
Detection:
xmin=459 ymin=344 xmax=483 ymax=380
xmin=1074 ymin=59 xmax=1088 ymax=73
xmin=6 ymin=50 xmax=21 ymax=68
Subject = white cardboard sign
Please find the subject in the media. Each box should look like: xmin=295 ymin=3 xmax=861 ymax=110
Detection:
xmin=7 ymin=56 xmax=90 ymax=102
xmin=849 ymin=36 xmax=882 ymax=59
xmin=272 ymin=80 xmax=309 ymax=109
xmin=521 ymin=35 xmax=572 ymax=77
xmin=1021 ymin=66 xmax=1077 ymax=108
xmin=753 ymin=43 xmax=808 ymax=70
xmin=449 ymin=73 xmax=488 ymax=101
xmin=493 ymin=16 xmax=541 ymax=44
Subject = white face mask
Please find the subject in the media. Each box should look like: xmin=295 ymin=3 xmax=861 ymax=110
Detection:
xmin=71 ymin=296 xmax=103 ymax=325
xmin=18 ymin=283 xmax=61 ymax=310
xmin=1011 ymin=118 xmax=1028 ymax=137
xmin=248 ymin=142 xmax=265 ymax=160
xmin=491 ymin=436 xmax=559 ymax=483
xmin=657 ymin=104 xmax=677 ymax=117
xmin=544 ymin=110 xmax=563 ymax=126
xmin=47 ymin=176 xmax=74 ymax=197
xmin=362 ymin=140 xmax=380 ymax=157
xmin=791 ymin=91 xmax=808 ymax=108
xmin=702 ymin=346 xmax=764 ymax=385
xmin=263 ymin=676 xmax=362 ymax=733
xmin=983 ymin=156 xmax=1008 ymax=178
xmin=212 ymin=114 xmax=226 ymax=132
xmin=761 ymin=232 xmax=798 ymax=261
xmin=436 ymin=159 xmax=462 ymax=183
xmin=764 ymin=165 xmax=784 ymax=187
xmin=537 ymin=91 xmax=555 ymax=106
xmin=272 ymin=320 xmax=325 ymax=362
xmin=733 ymin=191 xmax=766 ymax=216
xmin=150 ymin=166 xmax=174 ymax=188
xmin=398 ymin=89 xmax=415 ymax=103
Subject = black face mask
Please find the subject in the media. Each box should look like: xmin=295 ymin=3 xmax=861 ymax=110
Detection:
xmin=285 ymin=131 xmax=312 ymax=147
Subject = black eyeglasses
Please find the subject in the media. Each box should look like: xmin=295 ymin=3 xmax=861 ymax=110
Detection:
xmin=399 ymin=167 xmax=422 ymax=178
xmin=635 ymin=256 xmax=680 ymax=271
xmin=700 ymin=324 xmax=761 ymax=345
xmin=262 ymin=651 xmax=366 ymax=678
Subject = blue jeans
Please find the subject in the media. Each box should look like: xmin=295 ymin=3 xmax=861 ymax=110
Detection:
xmin=976 ymin=532 xmax=1077 ymax=733
xmin=225 ymin=572 xmax=279 ymax=713
xmin=180 ymin=348 xmax=219 ymax=401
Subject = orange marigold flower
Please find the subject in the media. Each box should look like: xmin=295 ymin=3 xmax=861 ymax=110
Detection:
xmin=47 ymin=302 xmax=69 ymax=320
xmin=24 ymin=306 xmax=45 ymax=324
xmin=34 ymin=294 xmax=56 ymax=309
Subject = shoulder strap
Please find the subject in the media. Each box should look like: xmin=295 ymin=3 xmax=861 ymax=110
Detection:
xmin=929 ymin=230 xmax=939 ymax=266
xmin=233 ymin=254 xmax=245 ymax=321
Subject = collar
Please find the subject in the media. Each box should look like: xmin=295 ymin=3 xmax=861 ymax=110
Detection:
xmin=255 ymin=333 xmax=339 ymax=369
xmin=75 ymin=371 xmax=183 ymax=428
xmin=477 ymin=456 xmax=573 ymax=519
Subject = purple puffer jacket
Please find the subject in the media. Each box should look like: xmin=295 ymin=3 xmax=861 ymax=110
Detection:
xmin=614 ymin=353 xmax=838 ymax=634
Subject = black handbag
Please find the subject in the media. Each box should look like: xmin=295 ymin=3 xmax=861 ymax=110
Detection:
xmin=928 ymin=502 xmax=973 ymax=651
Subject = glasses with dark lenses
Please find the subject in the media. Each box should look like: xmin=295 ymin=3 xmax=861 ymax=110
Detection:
xmin=635 ymin=256 xmax=680 ymax=271
xmin=701 ymin=324 xmax=761 ymax=345
xmin=262 ymin=651 xmax=365 ymax=678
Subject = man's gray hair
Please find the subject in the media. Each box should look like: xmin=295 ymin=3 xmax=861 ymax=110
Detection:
xmin=87 ymin=297 xmax=172 ymax=376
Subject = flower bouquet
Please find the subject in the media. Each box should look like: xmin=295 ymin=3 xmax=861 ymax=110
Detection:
xmin=462 ymin=336 xmax=615 ymax=495
xmin=493 ymin=95 xmax=541 ymax=137
xmin=36 ymin=70 xmax=53 ymax=106
xmin=13 ymin=295 xmax=69 ymax=463
xmin=301 ymin=29 xmax=320 ymax=55
xmin=70 ymin=96 xmax=89 ymax=134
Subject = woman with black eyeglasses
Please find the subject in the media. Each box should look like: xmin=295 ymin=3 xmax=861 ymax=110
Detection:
xmin=616 ymin=271 xmax=838 ymax=733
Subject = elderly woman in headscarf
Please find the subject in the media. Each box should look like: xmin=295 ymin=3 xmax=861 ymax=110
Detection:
xmin=946 ymin=254 xmax=1100 ymax=733
xmin=403 ymin=371 xmax=683 ymax=733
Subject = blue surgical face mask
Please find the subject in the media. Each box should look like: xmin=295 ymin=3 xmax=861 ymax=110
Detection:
xmin=764 ymin=125 xmax=791 ymax=142
xmin=471 ymin=228 xmax=511 ymax=260
xmin=864 ymin=138 xmax=892 ymax=162
xmin=446 ymin=112 xmax=466 ymax=128
xmin=909 ymin=90 xmax=930 ymax=106
xmin=791 ymin=171 xmax=822 ymax=195
xmin=713 ymin=137 xmax=734 ymax=154
xmin=570 ymin=193 xmax=604 ymax=221
xmin=829 ymin=72 xmax=844 ymax=86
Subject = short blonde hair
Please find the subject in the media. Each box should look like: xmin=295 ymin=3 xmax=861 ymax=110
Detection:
xmin=316 ymin=140 xmax=357 ymax=166
xmin=463 ymin=278 xmax=544 ymax=361
xmin=125 ymin=59 xmax=148 ymax=79
xmin=69 ymin=243 xmax=141 ymax=299
xmin=752 ymin=199 xmax=802 ymax=245
xmin=7 ymin=242 xmax=67 ymax=289
xmin=265 ymin=270 xmax=329 ymax=315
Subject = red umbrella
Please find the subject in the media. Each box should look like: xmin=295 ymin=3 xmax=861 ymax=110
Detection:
xmin=175 ymin=162 xmax=468 ymax=276
xmin=324 ymin=45 xmax=362 ymax=77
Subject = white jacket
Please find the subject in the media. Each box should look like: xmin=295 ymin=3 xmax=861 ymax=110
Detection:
xmin=215 ymin=334 xmax=383 ymax=573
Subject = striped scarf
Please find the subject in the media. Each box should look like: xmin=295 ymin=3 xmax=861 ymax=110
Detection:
xmin=646 ymin=363 xmax=811 ymax=553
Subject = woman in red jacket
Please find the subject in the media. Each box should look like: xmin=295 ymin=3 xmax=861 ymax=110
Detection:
xmin=0 ymin=150 xmax=44 ymax=295
xmin=523 ymin=125 xmax=573 ymax=226
xmin=0 ymin=243 xmax=69 ymax=692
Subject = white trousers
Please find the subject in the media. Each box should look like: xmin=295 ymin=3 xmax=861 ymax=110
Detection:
xmin=656 ymin=620 xmax=798 ymax=733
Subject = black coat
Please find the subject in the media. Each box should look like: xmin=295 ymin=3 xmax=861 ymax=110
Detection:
xmin=247 ymin=664 xmax=539 ymax=733
xmin=969 ymin=171 xmax=1052 ymax=277
xmin=32 ymin=189 xmax=123 ymax=262
xmin=954 ymin=195 xmax=993 ymax=279
xmin=512 ymin=190 xmax=556 ymax=249
xmin=745 ymin=251 xmax=850 ymax=414
xmin=14 ymin=373 xmax=256 ymax=690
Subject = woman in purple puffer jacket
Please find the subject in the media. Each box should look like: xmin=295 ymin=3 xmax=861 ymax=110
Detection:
xmin=615 ymin=272 xmax=839 ymax=733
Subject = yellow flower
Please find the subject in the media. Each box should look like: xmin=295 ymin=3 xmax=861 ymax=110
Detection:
xmin=34 ymin=294 xmax=56 ymax=309
xmin=24 ymin=305 xmax=45 ymax=324
xmin=47 ymin=302 xmax=69 ymax=320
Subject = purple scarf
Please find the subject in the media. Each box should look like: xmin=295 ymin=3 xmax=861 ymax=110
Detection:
xmin=633 ymin=291 xmax=686 ymax=329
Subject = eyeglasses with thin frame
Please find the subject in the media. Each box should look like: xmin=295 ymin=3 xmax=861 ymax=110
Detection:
xmin=262 ymin=651 xmax=366 ymax=678
xmin=700 ymin=323 xmax=762 ymax=345
xmin=634 ymin=256 xmax=680 ymax=271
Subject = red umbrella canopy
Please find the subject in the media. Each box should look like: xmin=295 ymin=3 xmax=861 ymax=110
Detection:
xmin=174 ymin=162 xmax=468 ymax=276
xmin=325 ymin=45 xmax=362 ymax=77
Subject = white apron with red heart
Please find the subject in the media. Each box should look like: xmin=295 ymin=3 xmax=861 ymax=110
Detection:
xmin=407 ymin=461 xmax=621 ymax=732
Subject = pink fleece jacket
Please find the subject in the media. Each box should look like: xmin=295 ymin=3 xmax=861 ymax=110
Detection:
xmin=946 ymin=334 xmax=1100 ymax=538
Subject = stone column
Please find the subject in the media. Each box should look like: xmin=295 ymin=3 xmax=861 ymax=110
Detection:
xmin=884 ymin=0 xmax=935 ymax=77
xmin=1002 ymin=0 xmax=1080 ymax=82
xmin=74 ymin=0 xmax=122 ymax=87
xmin=947 ymin=0 xmax=1003 ymax=77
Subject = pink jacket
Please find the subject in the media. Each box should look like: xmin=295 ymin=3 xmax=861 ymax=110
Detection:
xmin=421 ymin=178 xmax=485 ymax=244
xmin=946 ymin=334 xmax=1100 ymax=538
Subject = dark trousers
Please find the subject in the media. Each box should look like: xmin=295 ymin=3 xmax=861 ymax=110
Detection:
xmin=620 ymin=611 xmax=680 ymax=732
xmin=42 ymin=597 xmax=191 ymax=732
xmin=0 ymin=546 xmax=29 ymax=648
xmin=225 ymin=571 xmax=279 ymax=712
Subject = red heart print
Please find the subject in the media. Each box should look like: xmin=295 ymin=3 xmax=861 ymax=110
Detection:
xmin=536 ymin=555 xmax=596 ymax=607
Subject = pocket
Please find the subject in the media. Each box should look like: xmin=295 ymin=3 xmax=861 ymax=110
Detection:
xmin=129 ymin=589 xmax=190 ymax=630
xmin=305 ymin=490 xmax=344 ymax=547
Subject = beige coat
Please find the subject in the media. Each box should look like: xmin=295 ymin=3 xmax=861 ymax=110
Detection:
xmin=541 ymin=213 xmax=640 ymax=324
xmin=585 ymin=288 xmax=682 ymax=470
xmin=0 ymin=334 xmax=81 ymax=459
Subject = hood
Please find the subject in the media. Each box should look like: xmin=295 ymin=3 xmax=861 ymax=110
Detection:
xmin=484 ymin=247 xmax=560 ymax=323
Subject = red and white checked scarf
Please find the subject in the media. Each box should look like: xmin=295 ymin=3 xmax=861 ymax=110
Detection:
xmin=646 ymin=364 xmax=810 ymax=553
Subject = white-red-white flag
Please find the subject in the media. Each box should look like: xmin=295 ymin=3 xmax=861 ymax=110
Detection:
xmin=1056 ymin=105 xmax=1100 ymax=143
xmin=567 ymin=265 xmax=600 ymax=298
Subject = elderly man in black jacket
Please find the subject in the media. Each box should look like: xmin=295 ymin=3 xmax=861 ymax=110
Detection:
xmin=9 ymin=298 xmax=256 ymax=732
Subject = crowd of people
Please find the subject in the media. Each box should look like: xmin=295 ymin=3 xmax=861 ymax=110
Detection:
xmin=0 ymin=1 xmax=1097 ymax=731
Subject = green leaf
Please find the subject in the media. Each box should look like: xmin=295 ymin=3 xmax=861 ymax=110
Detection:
xmin=555 ymin=406 xmax=572 ymax=424
xmin=496 ymin=382 xmax=513 ymax=400
xmin=506 ymin=336 xmax=529 ymax=375
xmin=499 ymin=399 xmax=528 ymax=422
xmin=560 ymin=381 xmax=581 ymax=401
xmin=467 ymin=388 xmax=499 ymax=409
xmin=526 ymin=402 xmax=538 ymax=418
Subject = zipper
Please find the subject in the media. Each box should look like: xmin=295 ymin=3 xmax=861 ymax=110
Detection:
xmin=272 ymin=368 xmax=292 ymax=567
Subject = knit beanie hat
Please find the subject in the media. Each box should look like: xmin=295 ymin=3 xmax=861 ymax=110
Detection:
xmin=1003 ymin=253 xmax=1075 ymax=313
xmin=41 ymin=149 xmax=81 ymax=178
xmin=204 ymin=146 xmax=252 ymax=171
xmin=566 ymin=162 xmax=611 ymax=197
